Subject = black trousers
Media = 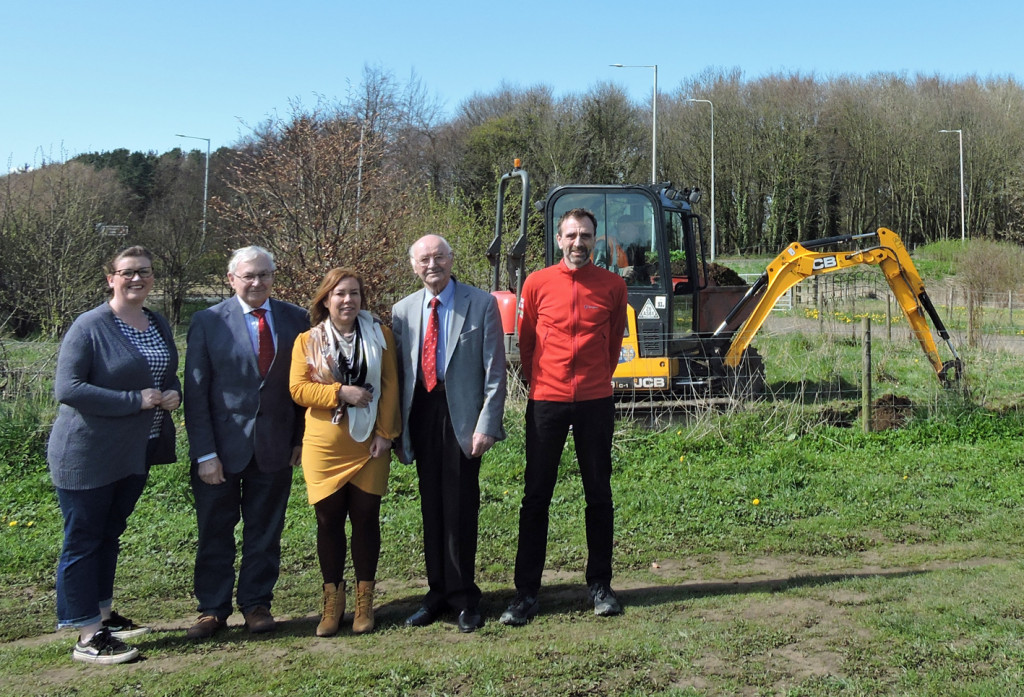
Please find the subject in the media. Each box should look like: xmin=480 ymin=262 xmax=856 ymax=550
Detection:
xmin=514 ymin=397 xmax=615 ymax=594
xmin=409 ymin=382 xmax=482 ymax=612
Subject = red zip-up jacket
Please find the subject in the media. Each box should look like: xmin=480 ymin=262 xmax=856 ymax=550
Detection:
xmin=519 ymin=260 xmax=628 ymax=402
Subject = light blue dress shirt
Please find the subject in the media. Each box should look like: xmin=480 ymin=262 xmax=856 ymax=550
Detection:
xmin=236 ymin=296 xmax=277 ymax=354
xmin=422 ymin=279 xmax=456 ymax=383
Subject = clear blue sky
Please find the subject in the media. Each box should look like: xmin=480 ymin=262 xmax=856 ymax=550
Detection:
xmin=3 ymin=0 xmax=1021 ymax=170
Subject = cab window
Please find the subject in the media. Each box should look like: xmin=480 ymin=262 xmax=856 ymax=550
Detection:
xmin=551 ymin=192 xmax=657 ymax=286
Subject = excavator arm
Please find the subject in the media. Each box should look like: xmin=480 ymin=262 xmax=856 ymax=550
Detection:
xmin=713 ymin=228 xmax=962 ymax=384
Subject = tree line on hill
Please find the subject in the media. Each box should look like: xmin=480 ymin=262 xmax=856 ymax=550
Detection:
xmin=2 ymin=66 xmax=1023 ymax=336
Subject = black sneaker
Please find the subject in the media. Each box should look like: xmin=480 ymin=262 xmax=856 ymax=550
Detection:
xmin=72 ymin=627 xmax=140 ymax=665
xmin=102 ymin=610 xmax=151 ymax=640
xmin=589 ymin=582 xmax=622 ymax=617
xmin=499 ymin=592 xmax=539 ymax=626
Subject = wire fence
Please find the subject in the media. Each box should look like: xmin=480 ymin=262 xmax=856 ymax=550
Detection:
xmin=0 ymin=339 xmax=59 ymax=403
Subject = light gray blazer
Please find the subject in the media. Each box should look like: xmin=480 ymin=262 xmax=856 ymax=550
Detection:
xmin=392 ymin=279 xmax=507 ymax=462
xmin=183 ymin=297 xmax=309 ymax=474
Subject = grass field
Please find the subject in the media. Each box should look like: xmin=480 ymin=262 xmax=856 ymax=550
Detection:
xmin=2 ymin=324 xmax=1023 ymax=696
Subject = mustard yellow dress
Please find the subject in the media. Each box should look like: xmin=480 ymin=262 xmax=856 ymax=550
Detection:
xmin=289 ymin=326 xmax=401 ymax=504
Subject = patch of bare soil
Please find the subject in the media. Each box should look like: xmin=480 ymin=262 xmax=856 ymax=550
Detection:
xmin=871 ymin=393 xmax=913 ymax=431
xmin=819 ymin=404 xmax=856 ymax=427
xmin=706 ymin=263 xmax=748 ymax=287
xmin=811 ymin=394 xmax=914 ymax=430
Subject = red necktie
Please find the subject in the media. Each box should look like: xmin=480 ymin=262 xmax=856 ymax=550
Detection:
xmin=252 ymin=308 xmax=274 ymax=377
xmin=421 ymin=298 xmax=440 ymax=391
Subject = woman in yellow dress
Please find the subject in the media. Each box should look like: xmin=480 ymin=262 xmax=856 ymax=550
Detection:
xmin=289 ymin=268 xmax=400 ymax=636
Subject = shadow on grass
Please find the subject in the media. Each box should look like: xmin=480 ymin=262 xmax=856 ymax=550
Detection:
xmin=614 ymin=567 xmax=930 ymax=609
xmin=766 ymin=377 xmax=861 ymax=404
xmin=90 ymin=567 xmax=931 ymax=651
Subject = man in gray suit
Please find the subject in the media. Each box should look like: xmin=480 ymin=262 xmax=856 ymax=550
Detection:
xmin=183 ymin=246 xmax=308 ymax=639
xmin=392 ymin=234 xmax=507 ymax=633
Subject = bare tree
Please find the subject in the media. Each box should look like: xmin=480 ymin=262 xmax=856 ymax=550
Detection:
xmin=0 ymin=162 xmax=131 ymax=336
xmin=955 ymin=238 xmax=1024 ymax=347
xmin=138 ymin=149 xmax=224 ymax=324
xmin=216 ymin=100 xmax=411 ymax=316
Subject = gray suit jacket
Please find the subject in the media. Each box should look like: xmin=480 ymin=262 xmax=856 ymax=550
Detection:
xmin=184 ymin=297 xmax=309 ymax=474
xmin=392 ymin=279 xmax=507 ymax=462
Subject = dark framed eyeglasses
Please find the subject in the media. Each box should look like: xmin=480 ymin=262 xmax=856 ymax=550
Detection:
xmin=112 ymin=267 xmax=154 ymax=279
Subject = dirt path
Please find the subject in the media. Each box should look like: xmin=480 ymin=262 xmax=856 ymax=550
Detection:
xmin=6 ymin=548 xmax=1012 ymax=689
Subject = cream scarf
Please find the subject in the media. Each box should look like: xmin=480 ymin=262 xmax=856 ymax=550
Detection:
xmin=304 ymin=310 xmax=386 ymax=442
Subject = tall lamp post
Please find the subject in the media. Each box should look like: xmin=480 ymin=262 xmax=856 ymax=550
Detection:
xmin=687 ymin=98 xmax=716 ymax=261
xmin=939 ymin=129 xmax=965 ymax=242
xmin=175 ymin=133 xmax=211 ymax=236
xmin=610 ymin=63 xmax=658 ymax=185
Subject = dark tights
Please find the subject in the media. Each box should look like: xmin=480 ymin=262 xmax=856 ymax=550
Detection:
xmin=313 ymin=484 xmax=382 ymax=584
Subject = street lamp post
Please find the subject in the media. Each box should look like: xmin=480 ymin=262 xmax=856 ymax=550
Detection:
xmin=175 ymin=133 xmax=211 ymax=236
xmin=610 ymin=63 xmax=658 ymax=185
xmin=939 ymin=129 xmax=965 ymax=242
xmin=687 ymin=98 xmax=716 ymax=261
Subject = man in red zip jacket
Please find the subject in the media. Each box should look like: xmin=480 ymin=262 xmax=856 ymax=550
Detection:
xmin=500 ymin=207 xmax=628 ymax=626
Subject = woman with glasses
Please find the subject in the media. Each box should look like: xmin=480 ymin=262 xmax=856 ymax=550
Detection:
xmin=289 ymin=268 xmax=399 ymax=636
xmin=47 ymin=245 xmax=181 ymax=664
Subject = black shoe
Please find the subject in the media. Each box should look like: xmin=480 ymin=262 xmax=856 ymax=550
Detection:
xmin=589 ymin=582 xmax=623 ymax=617
xmin=405 ymin=606 xmax=439 ymax=627
xmin=102 ymin=610 xmax=151 ymax=640
xmin=72 ymin=628 xmax=139 ymax=665
xmin=499 ymin=592 xmax=539 ymax=626
xmin=457 ymin=608 xmax=482 ymax=633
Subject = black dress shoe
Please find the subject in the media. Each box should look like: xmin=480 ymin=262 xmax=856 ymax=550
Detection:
xmin=405 ymin=606 xmax=438 ymax=627
xmin=457 ymin=608 xmax=482 ymax=633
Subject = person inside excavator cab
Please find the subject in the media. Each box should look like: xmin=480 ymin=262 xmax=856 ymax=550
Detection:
xmin=592 ymin=229 xmax=628 ymax=275
xmin=600 ymin=211 xmax=652 ymax=285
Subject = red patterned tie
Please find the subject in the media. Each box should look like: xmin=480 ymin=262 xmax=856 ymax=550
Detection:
xmin=421 ymin=298 xmax=440 ymax=391
xmin=252 ymin=308 xmax=274 ymax=377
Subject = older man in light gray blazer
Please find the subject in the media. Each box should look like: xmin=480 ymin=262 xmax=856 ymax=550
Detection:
xmin=392 ymin=234 xmax=507 ymax=633
xmin=183 ymin=246 xmax=308 ymax=639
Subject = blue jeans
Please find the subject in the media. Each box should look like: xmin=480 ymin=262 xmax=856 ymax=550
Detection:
xmin=55 ymin=474 xmax=148 ymax=628
xmin=191 ymin=460 xmax=292 ymax=619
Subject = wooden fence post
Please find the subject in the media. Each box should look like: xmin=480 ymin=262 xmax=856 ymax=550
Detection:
xmin=862 ymin=316 xmax=872 ymax=433
xmin=886 ymin=293 xmax=892 ymax=341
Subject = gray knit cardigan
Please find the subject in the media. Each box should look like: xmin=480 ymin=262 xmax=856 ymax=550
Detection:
xmin=47 ymin=303 xmax=181 ymax=490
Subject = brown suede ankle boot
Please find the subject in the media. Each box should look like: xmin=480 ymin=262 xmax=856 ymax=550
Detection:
xmin=316 ymin=581 xmax=345 ymax=637
xmin=352 ymin=580 xmax=375 ymax=634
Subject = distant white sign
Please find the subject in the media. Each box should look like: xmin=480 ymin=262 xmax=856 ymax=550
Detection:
xmin=97 ymin=224 xmax=128 ymax=236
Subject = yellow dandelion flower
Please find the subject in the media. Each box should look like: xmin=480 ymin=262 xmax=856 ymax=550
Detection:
xmin=752 ymin=499 xmax=760 ymax=506
xmin=679 ymin=456 xmax=685 ymax=463
xmin=8 ymin=521 xmax=17 ymax=527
